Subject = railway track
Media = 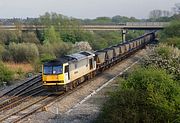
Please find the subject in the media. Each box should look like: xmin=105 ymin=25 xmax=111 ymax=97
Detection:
xmin=0 ymin=75 xmax=42 ymax=97
xmin=0 ymin=75 xmax=41 ymax=103
xmin=0 ymin=71 xmax=102 ymax=123
xmin=0 ymin=92 xmax=51 ymax=123
xmin=0 ymin=85 xmax=44 ymax=112
xmin=0 ymin=75 xmax=43 ymax=121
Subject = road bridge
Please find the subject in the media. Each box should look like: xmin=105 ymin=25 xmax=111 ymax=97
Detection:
xmin=0 ymin=22 xmax=169 ymax=31
xmin=82 ymin=22 xmax=169 ymax=31
xmin=0 ymin=22 xmax=169 ymax=42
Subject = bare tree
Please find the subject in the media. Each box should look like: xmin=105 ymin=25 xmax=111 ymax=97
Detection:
xmin=162 ymin=10 xmax=172 ymax=17
xmin=149 ymin=10 xmax=163 ymax=19
xmin=172 ymin=3 xmax=180 ymax=14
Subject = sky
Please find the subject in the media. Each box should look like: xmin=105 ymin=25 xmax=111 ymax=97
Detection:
xmin=0 ymin=0 xmax=179 ymax=19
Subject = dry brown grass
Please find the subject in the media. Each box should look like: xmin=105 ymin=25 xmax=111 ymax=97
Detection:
xmin=4 ymin=62 xmax=34 ymax=73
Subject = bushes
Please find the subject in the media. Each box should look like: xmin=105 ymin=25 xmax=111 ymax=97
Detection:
xmin=52 ymin=42 xmax=73 ymax=58
xmin=40 ymin=53 xmax=56 ymax=62
xmin=0 ymin=30 xmax=20 ymax=45
xmin=142 ymin=44 xmax=180 ymax=80
xmin=44 ymin=26 xmax=62 ymax=43
xmin=0 ymin=62 xmax=14 ymax=85
xmin=8 ymin=43 xmax=39 ymax=63
xmin=154 ymin=44 xmax=178 ymax=58
xmin=161 ymin=20 xmax=180 ymax=39
xmin=96 ymin=44 xmax=180 ymax=123
xmin=39 ymin=42 xmax=73 ymax=61
xmin=164 ymin=37 xmax=180 ymax=49
xmin=0 ymin=44 xmax=5 ymax=60
xmin=96 ymin=67 xmax=179 ymax=123
xmin=160 ymin=20 xmax=180 ymax=49
xmin=21 ymin=32 xmax=40 ymax=44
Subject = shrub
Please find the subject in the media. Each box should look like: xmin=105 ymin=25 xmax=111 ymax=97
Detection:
xmin=51 ymin=42 xmax=73 ymax=58
xmin=9 ymin=43 xmax=39 ymax=63
xmin=40 ymin=53 xmax=56 ymax=62
xmin=96 ymin=67 xmax=179 ymax=123
xmin=154 ymin=44 xmax=174 ymax=58
xmin=31 ymin=59 xmax=41 ymax=73
xmin=0 ymin=62 xmax=14 ymax=85
xmin=21 ymin=32 xmax=40 ymax=44
xmin=38 ymin=43 xmax=55 ymax=57
xmin=38 ymin=42 xmax=73 ymax=60
xmin=44 ymin=26 xmax=62 ymax=43
xmin=142 ymin=44 xmax=180 ymax=81
xmin=0 ymin=44 xmax=5 ymax=60
xmin=161 ymin=20 xmax=180 ymax=39
xmin=0 ymin=30 xmax=19 ymax=45
xmin=2 ymin=49 xmax=13 ymax=62
xmin=88 ymin=36 xmax=108 ymax=50
xmin=164 ymin=37 xmax=180 ymax=49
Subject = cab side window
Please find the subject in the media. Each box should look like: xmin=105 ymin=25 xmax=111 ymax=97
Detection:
xmin=65 ymin=66 xmax=69 ymax=73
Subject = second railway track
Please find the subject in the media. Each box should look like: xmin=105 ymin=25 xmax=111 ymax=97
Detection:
xmin=0 ymin=75 xmax=42 ymax=103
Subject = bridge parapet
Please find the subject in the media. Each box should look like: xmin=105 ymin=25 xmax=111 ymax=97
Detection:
xmin=126 ymin=22 xmax=170 ymax=27
xmin=0 ymin=22 xmax=170 ymax=31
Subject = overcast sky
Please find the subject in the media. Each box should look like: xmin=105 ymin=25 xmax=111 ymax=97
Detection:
xmin=0 ymin=0 xmax=179 ymax=19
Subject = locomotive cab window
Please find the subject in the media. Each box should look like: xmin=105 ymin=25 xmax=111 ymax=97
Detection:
xmin=43 ymin=66 xmax=52 ymax=75
xmin=43 ymin=66 xmax=63 ymax=75
xmin=89 ymin=58 xmax=93 ymax=69
xmin=65 ymin=65 xmax=69 ymax=73
xmin=53 ymin=66 xmax=63 ymax=74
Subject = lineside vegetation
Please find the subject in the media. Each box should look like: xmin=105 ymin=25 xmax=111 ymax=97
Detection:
xmin=95 ymin=44 xmax=180 ymax=123
xmin=95 ymin=19 xmax=180 ymax=122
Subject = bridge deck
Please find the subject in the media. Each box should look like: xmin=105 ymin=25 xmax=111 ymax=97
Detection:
xmin=0 ymin=22 xmax=169 ymax=31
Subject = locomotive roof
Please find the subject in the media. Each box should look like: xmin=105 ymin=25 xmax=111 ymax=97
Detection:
xmin=43 ymin=57 xmax=69 ymax=66
xmin=43 ymin=51 xmax=95 ymax=66
xmin=67 ymin=51 xmax=94 ymax=61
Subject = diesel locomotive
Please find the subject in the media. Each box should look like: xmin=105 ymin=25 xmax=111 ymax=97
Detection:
xmin=42 ymin=31 xmax=156 ymax=91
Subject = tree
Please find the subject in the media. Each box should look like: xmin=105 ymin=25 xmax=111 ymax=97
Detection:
xmin=9 ymin=43 xmax=39 ymax=63
xmin=172 ymin=3 xmax=180 ymax=14
xmin=162 ymin=10 xmax=172 ymax=17
xmin=44 ymin=26 xmax=62 ymax=44
xmin=0 ymin=31 xmax=20 ymax=45
xmin=149 ymin=10 xmax=163 ymax=19
xmin=161 ymin=20 xmax=180 ymax=38
xmin=112 ymin=15 xmax=139 ymax=23
xmin=93 ymin=17 xmax=112 ymax=24
xmin=21 ymin=32 xmax=40 ymax=44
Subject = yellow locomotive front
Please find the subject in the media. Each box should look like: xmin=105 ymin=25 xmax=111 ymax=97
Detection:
xmin=42 ymin=59 xmax=70 ymax=91
xmin=43 ymin=65 xmax=64 ymax=84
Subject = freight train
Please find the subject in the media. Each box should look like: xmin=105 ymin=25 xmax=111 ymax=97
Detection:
xmin=42 ymin=31 xmax=156 ymax=91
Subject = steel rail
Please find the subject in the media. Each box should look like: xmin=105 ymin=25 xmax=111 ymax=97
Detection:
xmin=0 ymin=75 xmax=41 ymax=97
xmin=0 ymin=93 xmax=51 ymax=122
xmin=0 ymin=85 xmax=44 ymax=112
xmin=0 ymin=75 xmax=41 ymax=103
